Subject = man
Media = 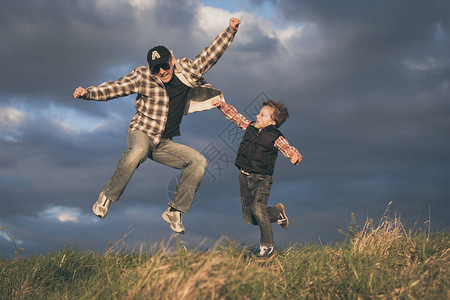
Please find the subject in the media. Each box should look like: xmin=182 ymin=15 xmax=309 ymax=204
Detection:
xmin=73 ymin=18 xmax=241 ymax=234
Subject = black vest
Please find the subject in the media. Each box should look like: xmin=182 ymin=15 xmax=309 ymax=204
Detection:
xmin=235 ymin=123 xmax=283 ymax=175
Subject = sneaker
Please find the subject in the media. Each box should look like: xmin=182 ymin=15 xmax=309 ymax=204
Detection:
xmin=161 ymin=208 xmax=185 ymax=234
xmin=256 ymin=245 xmax=276 ymax=262
xmin=275 ymin=203 xmax=289 ymax=229
xmin=92 ymin=191 xmax=111 ymax=219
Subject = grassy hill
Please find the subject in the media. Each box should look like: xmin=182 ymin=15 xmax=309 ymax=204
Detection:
xmin=1 ymin=212 xmax=449 ymax=299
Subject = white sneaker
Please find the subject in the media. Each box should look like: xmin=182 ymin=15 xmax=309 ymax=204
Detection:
xmin=92 ymin=191 xmax=111 ymax=219
xmin=161 ymin=208 xmax=185 ymax=234
xmin=256 ymin=245 xmax=275 ymax=262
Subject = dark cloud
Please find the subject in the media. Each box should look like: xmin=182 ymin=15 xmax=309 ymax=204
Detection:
xmin=0 ymin=0 xmax=200 ymax=113
xmin=1 ymin=0 xmax=449 ymax=256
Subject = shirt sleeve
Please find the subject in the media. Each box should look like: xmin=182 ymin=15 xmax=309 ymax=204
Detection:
xmin=188 ymin=27 xmax=237 ymax=76
xmin=274 ymin=136 xmax=302 ymax=165
xmin=217 ymin=102 xmax=250 ymax=130
xmin=84 ymin=68 xmax=141 ymax=101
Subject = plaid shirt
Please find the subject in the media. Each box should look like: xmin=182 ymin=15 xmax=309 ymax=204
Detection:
xmin=216 ymin=102 xmax=302 ymax=165
xmin=83 ymin=27 xmax=237 ymax=146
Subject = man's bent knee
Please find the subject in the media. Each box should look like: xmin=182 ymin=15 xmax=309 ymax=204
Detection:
xmin=199 ymin=155 xmax=207 ymax=168
xmin=125 ymin=145 xmax=149 ymax=164
xmin=191 ymin=153 xmax=207 ymax=169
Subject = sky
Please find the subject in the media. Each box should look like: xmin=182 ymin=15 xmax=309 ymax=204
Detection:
xmin=1 ymin=0 xmax=449 ymax=256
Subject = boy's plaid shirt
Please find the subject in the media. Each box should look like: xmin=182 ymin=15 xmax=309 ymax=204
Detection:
xmin=82 ymin=27 xmax=237 ymax=146
xmin=217 ymin=102 xmax=302 ymax=165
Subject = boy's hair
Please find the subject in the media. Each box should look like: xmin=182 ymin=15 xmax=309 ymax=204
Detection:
xmin=262 ymin=100 xmax=289 ymax=128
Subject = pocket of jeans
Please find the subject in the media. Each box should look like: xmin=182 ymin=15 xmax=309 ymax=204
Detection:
xmin=255 ymin=173 xmax=271 ymax=181
xmin=256 ymin=180 xmax=272 ymax=197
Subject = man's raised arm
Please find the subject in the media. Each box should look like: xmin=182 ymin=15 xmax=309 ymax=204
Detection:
xmin=188 ymin=17 xmax=241 ymax=75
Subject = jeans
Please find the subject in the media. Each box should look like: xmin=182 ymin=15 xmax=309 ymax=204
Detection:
xmin=103 ymin=130 xmax=206 ymax=214
xmin=239 ymin=172 xmax=280 ymax=247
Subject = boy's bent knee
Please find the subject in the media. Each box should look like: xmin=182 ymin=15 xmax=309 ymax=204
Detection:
xmin=241 ymin=205 xmax=254 ymax=225
xmin=251 ymin=203 xmax=265 ymax=217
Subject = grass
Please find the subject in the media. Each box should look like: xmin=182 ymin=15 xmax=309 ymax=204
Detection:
xmin=1 ymin=208 xmax=449 ymax=299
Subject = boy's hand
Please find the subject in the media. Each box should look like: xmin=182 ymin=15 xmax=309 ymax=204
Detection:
xmin=290 ymin=153 xmax=302 ymax=165
xmin=211 ymin=99 xmax=221 ymax=107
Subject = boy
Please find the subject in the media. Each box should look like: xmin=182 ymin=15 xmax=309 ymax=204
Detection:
xmin=212 ymin=98 xmax=302 ymax=262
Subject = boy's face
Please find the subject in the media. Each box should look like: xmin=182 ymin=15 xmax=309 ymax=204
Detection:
xmin=254 ymin=106 xmax=276 ymax=129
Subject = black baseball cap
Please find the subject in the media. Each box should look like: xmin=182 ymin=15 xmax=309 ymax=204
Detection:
xmin=147 ymin=46 xmax=171 ymax=68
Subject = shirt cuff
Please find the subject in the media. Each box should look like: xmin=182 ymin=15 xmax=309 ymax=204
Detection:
xmin=226 ymin=26 xmax=238 ymax=35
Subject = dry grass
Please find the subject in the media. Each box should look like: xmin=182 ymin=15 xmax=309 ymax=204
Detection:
xmin=351 ymin=202 xmax=415 ymax=257
xmin=1 ymin=204 xmax=449 ymax=299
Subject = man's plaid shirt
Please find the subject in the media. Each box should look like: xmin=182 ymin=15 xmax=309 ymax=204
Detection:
xmin=82 ymin=27 xmax=237 ymax=146
xmin=216 ymin=102 xmax=302 ymax=165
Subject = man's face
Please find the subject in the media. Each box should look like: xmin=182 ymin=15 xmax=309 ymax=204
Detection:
xmin=153 ymin=56 xmax=175 ymax=83
xmin=254 ymin=106 xmax=276 ymax=129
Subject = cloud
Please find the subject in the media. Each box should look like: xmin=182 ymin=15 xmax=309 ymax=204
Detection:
xmin=0 ymin=107 xmax=25 ymax=129
xmin=0 ymin=0 xmax=449 ymax=256
xmin=58 ymin=213 xmax=79 ymax=223
xmin=0 ymin=231 xmax=10 ymax=242
xmin=52 ymin=119 xmax=76 ymax=133
xmin=39 ymin=207 xmax=80 ymax=223
xmin=0 ymin=106 xmax=26 ymax=143
xmin=402 ymin=57 xmax=442 ymax=71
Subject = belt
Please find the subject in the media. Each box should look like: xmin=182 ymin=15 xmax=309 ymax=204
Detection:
xmin=240 ymin=169 xmax=251 ymax=176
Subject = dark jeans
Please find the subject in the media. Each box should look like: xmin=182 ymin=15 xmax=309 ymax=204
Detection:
xmin=103 ymin=130 xmax=206 ymax=214
xmin=239 ymin=172 xmax=280 ymax=247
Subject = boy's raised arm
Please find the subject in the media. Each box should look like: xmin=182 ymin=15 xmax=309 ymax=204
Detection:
xmin=212 ymin=99 xmax=250 ymax=130
xmin=274 ymin=136 xmax=302 ymax=165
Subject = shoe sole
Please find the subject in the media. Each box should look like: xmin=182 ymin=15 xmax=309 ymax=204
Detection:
xmin=92 ymin=203 xmax=107 ymax=219
xmin=92 ymin=192 xmax=110 ymax=219
xmin=255 ymin=252 xmax=276 ymax=263
xmin=161 ymin=212 xmax=185 ymax=234
xmin=93 ymin=212 xmax=105 ymax=219
xmin=277 ymin=203 xmax=289 ymax=229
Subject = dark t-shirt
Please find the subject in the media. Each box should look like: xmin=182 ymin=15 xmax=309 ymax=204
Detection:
xmin=162 ymin=75 xmax=190 ymax=138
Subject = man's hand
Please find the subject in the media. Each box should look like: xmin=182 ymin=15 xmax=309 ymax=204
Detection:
xmin=73 ymin=87 xmax=87 ymax=99
xmin=229 ymin=18 xmax=241 ymax=31
xmin=211 ymin=99 xmax=221 ymax=107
